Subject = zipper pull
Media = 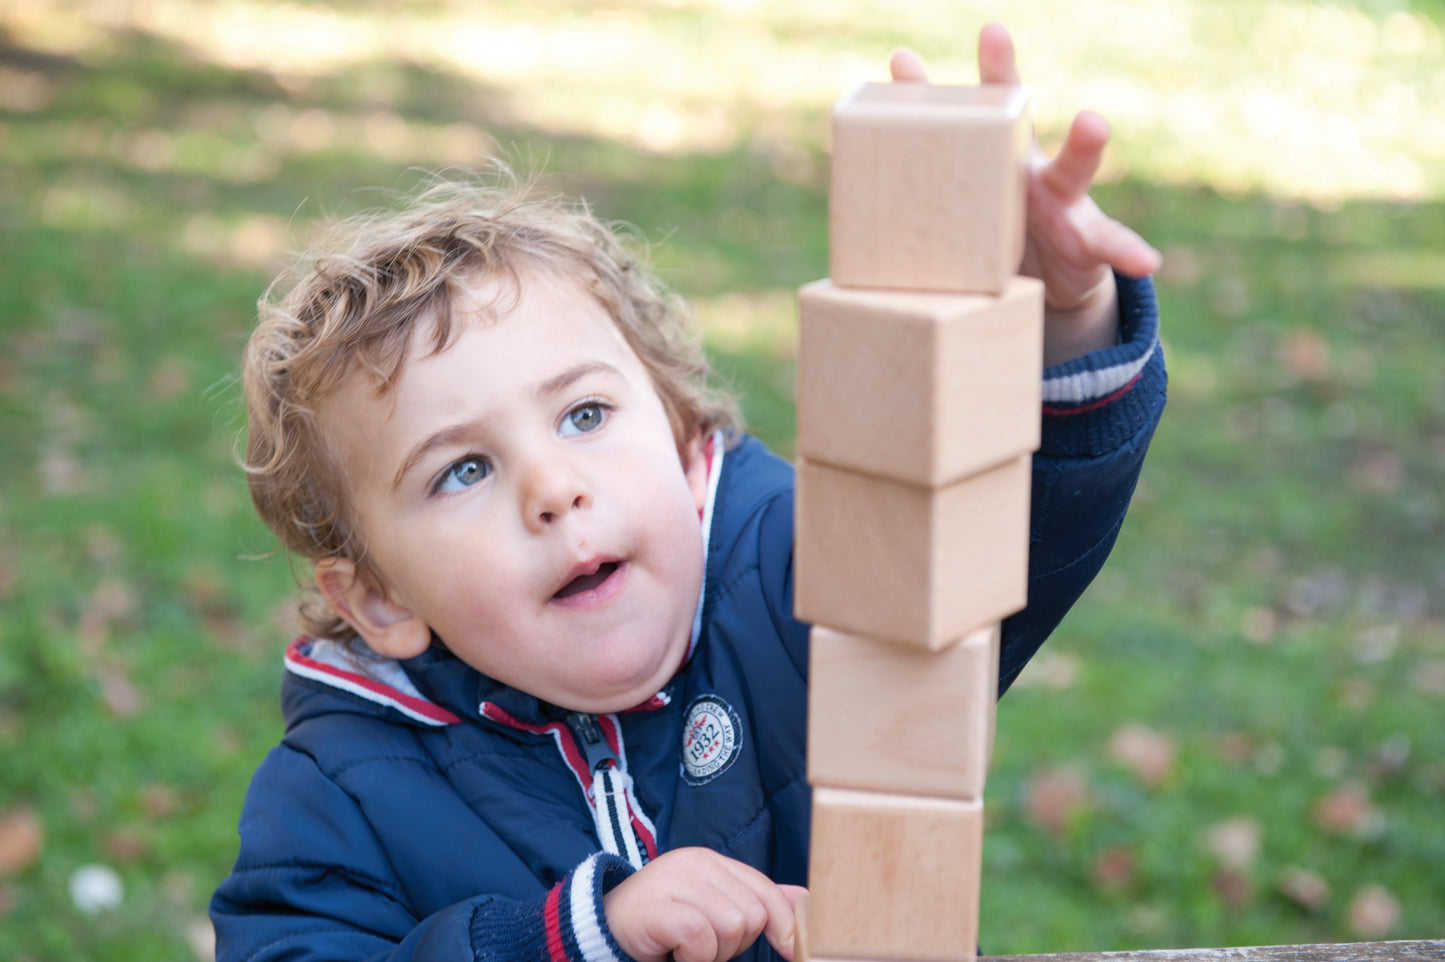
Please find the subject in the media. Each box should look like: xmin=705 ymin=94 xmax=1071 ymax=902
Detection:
xmin=566 ymin=712 xmax=619 ymax=772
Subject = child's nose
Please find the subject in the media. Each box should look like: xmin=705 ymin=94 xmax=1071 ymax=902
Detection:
xmin=521 ymin=454 xmax=592 ymax=531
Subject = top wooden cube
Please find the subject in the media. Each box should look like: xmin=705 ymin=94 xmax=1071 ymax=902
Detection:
xmin=829 ymin=82 xmax=1030 ymax=295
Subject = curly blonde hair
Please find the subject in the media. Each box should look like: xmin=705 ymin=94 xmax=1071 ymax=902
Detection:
xmin=242 ymin=171 xmax=739 ymax=640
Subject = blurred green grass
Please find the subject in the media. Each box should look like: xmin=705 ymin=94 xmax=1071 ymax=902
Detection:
xmin=1 ymin=2 xmax=1443 ymax=959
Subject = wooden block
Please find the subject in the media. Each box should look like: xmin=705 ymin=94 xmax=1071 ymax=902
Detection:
xmin=796 ymin=277 xmax=1043 ymax=487
xmin=829 ymin=82 xmax=1029 ymax=295
xmin=808 ymin=624 xmax=997 ymax=799
xmin=808 ymin=787 xmax=982 ymax=962
xmin=794 ymin=893 xmax=811 ymax=962
xmin=794 ymin=456 xmax=1031 ymax=650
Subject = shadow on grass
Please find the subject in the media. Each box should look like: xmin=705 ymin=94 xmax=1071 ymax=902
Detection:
xmin=2 ymin=20 xmax=1443 ymax=960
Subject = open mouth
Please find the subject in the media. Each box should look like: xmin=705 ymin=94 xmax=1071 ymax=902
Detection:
xmin=553 ymin=561 xmax=621 ymax=600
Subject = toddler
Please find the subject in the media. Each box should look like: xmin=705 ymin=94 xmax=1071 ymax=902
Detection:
xmin=212 ymin=24 xmax=1166 ymax=962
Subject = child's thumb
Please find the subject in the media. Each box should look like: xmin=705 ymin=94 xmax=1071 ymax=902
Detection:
xmin=763 ymin=887 xmax=810 ymax=962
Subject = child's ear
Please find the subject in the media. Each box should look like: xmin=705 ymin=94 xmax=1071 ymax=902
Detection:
xmin=314 ymin=557 xmax=432 ymax=660
xmin=682 ymin=431 xmax=710 ymax=515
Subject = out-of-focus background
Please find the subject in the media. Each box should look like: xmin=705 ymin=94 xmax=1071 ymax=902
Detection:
xmin=1 ymin=1 xmax=1442 ymax=958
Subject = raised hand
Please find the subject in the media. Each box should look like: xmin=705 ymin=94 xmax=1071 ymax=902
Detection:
xmin=890 ymin=24 xmax=1162 ymax=362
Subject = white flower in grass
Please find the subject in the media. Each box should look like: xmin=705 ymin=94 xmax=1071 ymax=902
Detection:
xmin=69 ymin=863 xmax=124 ymax=914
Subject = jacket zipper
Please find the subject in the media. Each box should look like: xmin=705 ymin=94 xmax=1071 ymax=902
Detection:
xmin=565 ymin=712 xmax=620 ymax=772
xmin=564 ymin=711 xmax=652 ymax=869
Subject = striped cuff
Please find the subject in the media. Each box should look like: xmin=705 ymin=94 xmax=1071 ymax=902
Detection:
xmin=1038 ymin=272 xmax=1166 ymax=459
xmin=542 ymin=853 xmax=635 ymax=962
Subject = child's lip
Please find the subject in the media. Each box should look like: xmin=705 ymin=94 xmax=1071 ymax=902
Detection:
xmin=550 ymin=556 xmax=628 ymax=608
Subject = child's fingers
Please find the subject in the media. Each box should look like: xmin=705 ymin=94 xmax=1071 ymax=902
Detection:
xmin=664 ymin=905 xmax=723 ymax=962
xmin=672 ymin=878 xmax=766 ymax=962
xmin=1041 ymin=112 xmax=1110 ymax=202
xmin=717 ymin=860 xmax=800 ymax=962
xmin=1086 ymin=217 xmax=1163 ymax=279
xmin=977 ymin=22 xmax=1021 ymax=86
xmin=889 ymin=48 xmax=928 ymax=83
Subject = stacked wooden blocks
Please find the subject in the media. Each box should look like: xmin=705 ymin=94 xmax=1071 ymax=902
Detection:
xmin=794 ymin=80 xmax=1042 ymax=962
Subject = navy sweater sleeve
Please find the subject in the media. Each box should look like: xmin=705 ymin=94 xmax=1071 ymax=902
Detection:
xmin=210 ymin=744 xmax=636 ymax=962
xmin=997 ymin=272 xmax=1166 ymax=693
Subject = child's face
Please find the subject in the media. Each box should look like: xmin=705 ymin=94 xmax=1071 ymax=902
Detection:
xmin=316 ymin=269 xmax=710 ymax=714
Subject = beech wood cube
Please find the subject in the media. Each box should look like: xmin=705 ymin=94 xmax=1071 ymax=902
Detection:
xmin=794 ymin=455 xmax=1031 ymax=650
xmin=808 ymin=788 xmax=983 ymax=962
xmin=829 ymin=82 xmax=1030 ymax=295
xmin=794 ymin=894 xmax=811 ymax=962
xmin=796 ymin=277 xmax=1043 ymax=487
xmin=808 ymin=624 xmax=998 ymax=799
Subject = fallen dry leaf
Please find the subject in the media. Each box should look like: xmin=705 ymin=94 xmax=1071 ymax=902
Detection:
xmin=0 ymin=807 xmax=43 ymax=876
xmin=140 ymin=784 xmax=181 ymax=820
xmin=78 ymin=578 xmax=138 ymax=654
xmin=1314 ymin=783 xmax=1382 ymax=836
xmin=1349 ymin=448 xmax=1403 ymax=494
xmin=1277 ymin=867 xmax=1331 ymax=912
xmin=1025 ymin=766 xmax=1090 ymax=836
xmin=1212 ymin=867 xmax=1253 ymax=909
xmin=1281 ymin=327 xmax=1332 ymax=382
xmin=98 ymin=661 xmax=143 ymax=717
xmin=1215 ymin=732 xmax=1253 ymax=766
xmin=1203 ymin=816 xmax=1263 ymax=871
xmin=1348 ymin=884 xmax=1401 ymax=938
xmin=1092 ymin=846 xmax=1137 ymax=890
xmin=39 ymin=445 xmax=85 ymax=496
xmin=147 ymin=356 xmax=191 ymax=400
xmin=1239 ymin=606 xmax=1278 ymax=644
xmin=1108 ymin=723 xmax=1176 ymax=787
xmin=104 ymin=829 xmax=149 ymax=864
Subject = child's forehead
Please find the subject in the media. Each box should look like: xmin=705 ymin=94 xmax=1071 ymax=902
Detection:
xmin=395 ymin=265 xmax=636 ymax=383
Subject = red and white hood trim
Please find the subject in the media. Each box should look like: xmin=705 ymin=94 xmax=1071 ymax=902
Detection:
xmin=284 ymin=637 xmax=462 ymax=726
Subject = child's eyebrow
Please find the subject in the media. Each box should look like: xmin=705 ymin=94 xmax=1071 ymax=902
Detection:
xmin=392 ymin=361 xmax=624 ymax=491
xmin=533 ymin=360 xmax=622 ymax=401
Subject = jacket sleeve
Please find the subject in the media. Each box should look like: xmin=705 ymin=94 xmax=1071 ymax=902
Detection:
xmin=210 ymin=744 xmax=636 ymax=962
xmin=998 ymin=272 xmax=1167 ymax=694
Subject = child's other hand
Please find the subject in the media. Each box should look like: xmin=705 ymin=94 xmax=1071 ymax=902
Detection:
xmin=603 ymin=848 xmax=807 ymax=962
xmin=890 ymin=24 xmax=1162 ymax=362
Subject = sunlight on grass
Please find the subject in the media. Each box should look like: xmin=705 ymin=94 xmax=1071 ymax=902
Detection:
xmin=2 ymin=3 xmax=1443 ymax=958
xmin=5 ymin=0 xmax=1441 ymax=201
xmin=692 ymin=289 xmax=799 ymax=358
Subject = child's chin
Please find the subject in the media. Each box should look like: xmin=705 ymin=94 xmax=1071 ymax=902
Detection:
xmin=580 ymin=645 xmax=685 ymax=711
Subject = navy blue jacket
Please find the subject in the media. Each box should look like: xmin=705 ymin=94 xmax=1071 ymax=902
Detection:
xmin=211 ymin=274 xmax=1165 ymax=962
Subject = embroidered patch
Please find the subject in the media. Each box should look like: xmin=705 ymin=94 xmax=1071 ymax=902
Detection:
xmin=681 ymin=695 xmax=742 ymax=785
